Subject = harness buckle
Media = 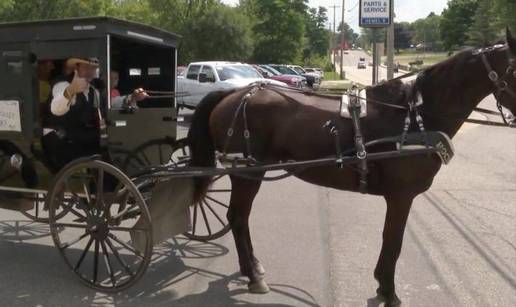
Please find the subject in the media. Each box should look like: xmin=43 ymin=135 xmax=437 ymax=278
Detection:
xmin=488 ymin=71 xmax=499 ymax=82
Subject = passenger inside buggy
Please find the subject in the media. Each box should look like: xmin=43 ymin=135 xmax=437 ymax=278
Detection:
xmin=40 ymin=57 xmax=150 ymax=173
xmin=41 ymin=57 xmax=103 ymax=173
xmin=110 ymin=69 xmax=149 ymax=109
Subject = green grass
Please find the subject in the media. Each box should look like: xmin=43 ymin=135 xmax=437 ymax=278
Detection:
xmin=323 ymin=71 xmax=340 ymax=80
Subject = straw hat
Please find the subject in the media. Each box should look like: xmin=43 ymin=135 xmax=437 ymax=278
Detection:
xmin=66 ymin=57 xmax=99 ymax=67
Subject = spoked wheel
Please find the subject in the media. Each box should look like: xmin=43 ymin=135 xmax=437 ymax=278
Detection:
xmin=47 ymin=159 xmax=152 ymax=292
xmin=21 ymin=192 xmax=67 ymax=223
xmin=121 ymin=137 xmax=187 ymax=174
xmin=123 ymin=137 xmax=231 ymax=242
xmin=183 ymin=174 xmax=232 ymax=241
xmin=170 ymin=139 xmax=232 ymax=241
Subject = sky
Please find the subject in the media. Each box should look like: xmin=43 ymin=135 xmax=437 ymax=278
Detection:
xmin=221 ymin=0 xmax=449 ymax=33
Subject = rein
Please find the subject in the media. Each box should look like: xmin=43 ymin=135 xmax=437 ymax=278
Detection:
xmin=143 ymin=90 xmax=189 ymax=99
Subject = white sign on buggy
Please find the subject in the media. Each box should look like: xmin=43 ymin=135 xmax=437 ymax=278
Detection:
xmin=0 ymin=100 xmax=22 ymax=132
xmin=359 ymin=0 xmax=392 ymax=28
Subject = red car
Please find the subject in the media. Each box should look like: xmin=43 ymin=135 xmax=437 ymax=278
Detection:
xmin=252 ymin=64 xmax=305 ymax=88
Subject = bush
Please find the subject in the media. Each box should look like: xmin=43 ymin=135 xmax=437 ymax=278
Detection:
xmin=302 ymin=54 xmax=332 ymax=70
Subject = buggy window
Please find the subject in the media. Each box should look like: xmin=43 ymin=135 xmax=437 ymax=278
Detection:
xmin=187 ymin=65 xmax=201 ymax=80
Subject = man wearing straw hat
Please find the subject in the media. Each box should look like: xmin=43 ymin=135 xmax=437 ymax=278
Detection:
xmin=42 ymin=57 xmax=109 ymax=171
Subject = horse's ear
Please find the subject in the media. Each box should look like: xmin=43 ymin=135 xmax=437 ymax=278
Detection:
xmin=507 ymin=27 xmax=516 ymax=56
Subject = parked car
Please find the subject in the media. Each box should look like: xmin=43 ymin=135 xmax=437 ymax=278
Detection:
xmin=176 ymin=61 xmax=287 ymax=109
xmin=357 ymin=57 xmax=367 ymax=69
xmin=304 ymin=67 xmax=324 ymax=79
xmin=288 ymin=65 xmax=321 ymax=88
xmin=270 ymin=64 xmax=320 ymax=89
xmin=252 ymin=64 xmax=305 ymax=88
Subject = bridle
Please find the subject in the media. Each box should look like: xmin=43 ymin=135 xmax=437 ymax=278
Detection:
xmin=477 ymin=47 xmax=516 ymax=126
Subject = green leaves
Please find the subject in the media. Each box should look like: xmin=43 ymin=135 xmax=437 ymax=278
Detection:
xmin=0 ymin=0 xmax=328 ymax=65
xmin=440 ymin=0 xmax=479 ymax=50
xmin=250 ymin=0 xmax=308 ymax=64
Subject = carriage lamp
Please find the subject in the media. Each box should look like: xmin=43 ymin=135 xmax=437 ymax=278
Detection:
xmin=10 ymin=154 xmax=23 ymax=170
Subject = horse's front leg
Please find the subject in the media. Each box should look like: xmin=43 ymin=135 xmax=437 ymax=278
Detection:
xmin=228 ymin=173 xmax=268 ymax=293
xmin=374 ymin=193 xmax=415 ymax=306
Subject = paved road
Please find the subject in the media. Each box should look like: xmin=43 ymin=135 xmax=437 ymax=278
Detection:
xmin=334 ymin=50 xmax=407 ymax=85
xmin=0 ymin=103 xmax=514 ymax=305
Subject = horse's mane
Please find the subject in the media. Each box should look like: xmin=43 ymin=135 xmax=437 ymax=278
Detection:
xmin=369 ymin=47 xmax=492 ymax=108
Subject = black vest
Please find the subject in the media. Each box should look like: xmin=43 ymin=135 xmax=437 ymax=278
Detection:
xmin=44 ymin=76 xmax=99 ymax=135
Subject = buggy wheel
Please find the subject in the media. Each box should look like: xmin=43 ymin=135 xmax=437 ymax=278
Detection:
xmin=47 ymin=159 xmax=152 ymax=292
xmin=121 ymin=137 xmax=184 ymax=174
xmin=20 ymin=193 xmax=67 ymax=223
xmin=170 ymin=139 xmax=232 ymax=241
xmin=183 ymin=174 xmax=232 ymax=242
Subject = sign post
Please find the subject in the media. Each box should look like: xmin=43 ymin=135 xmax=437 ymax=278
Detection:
xmin=359 ymin=0 xmax=392 ymax=84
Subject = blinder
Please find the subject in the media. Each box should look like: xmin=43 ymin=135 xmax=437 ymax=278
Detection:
xmin=480 ymin=48 xmax=516 ymax=126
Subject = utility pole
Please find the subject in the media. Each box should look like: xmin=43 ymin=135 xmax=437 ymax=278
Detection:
xmin=386 ymin=1 xmax=395 ymax=80
xmin=328 ymin=22 xmax=332 ymax=62
xmin=340 ymin=0 xmax=345 ymax=80
xmin=372 ymin=29 xmax=379 ymax=84
xmin=329 ymin=4 xmax=340 ymax=72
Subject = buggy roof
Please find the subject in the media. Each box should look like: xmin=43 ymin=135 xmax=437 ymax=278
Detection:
xmin=0 ymin=16 xmax=180 ymax=47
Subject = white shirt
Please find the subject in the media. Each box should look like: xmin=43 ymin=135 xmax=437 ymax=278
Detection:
xmin=50 ymin=81 xmax=99 ymax=116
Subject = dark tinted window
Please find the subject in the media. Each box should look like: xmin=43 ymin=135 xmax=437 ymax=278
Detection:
xmin=270 ymin=65 xmax=298 ymax=75
xmin=260 ymin=65 xmax=280 ymax=76
xmin=200 ymin=65 xmax=216 ymax=81
xmin=187 ymin=65 xmax=201 ymax=80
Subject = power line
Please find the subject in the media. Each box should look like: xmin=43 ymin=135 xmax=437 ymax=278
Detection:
xmin=347 ymin=0 xmax=359 ymax=12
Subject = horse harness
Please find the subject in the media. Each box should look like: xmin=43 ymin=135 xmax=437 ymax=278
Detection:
xmin=217 ymin=83 xmax=432 ymax=193
xmin=331 ymin=85 xmax=429 ymax=193
xmin=476 ymin=47 xmax=516 ymax=126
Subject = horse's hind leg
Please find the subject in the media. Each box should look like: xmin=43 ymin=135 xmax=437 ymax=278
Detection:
xmin=228 ymin=173 xmax=268 ymax=293
xmin=374 ymin=193 xmax=415 ymax=307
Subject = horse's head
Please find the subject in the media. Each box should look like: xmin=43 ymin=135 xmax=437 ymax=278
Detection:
xmin=492 ymin=28 xmax=516 ymax=124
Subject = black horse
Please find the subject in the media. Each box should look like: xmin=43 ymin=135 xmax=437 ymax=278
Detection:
xmin=187 ymin=29 xmax=516 ymax=306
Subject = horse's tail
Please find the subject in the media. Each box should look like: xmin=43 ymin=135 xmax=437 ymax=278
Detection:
xmin=187 ymin=90 xmax=234 ymax=204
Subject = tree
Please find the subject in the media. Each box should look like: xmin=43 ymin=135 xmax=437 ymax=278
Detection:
xmin=251 ymin=0 xmax=307 ymax=64
xmin=337 ymin=21 xmax=359 ymax=48
xmin=359 ymin=28 xmax=385 ymax=50
xmin=492 ymin=0 xmax=516 ymax=34
xmin=0 ymin=0 xmax=114 ymax=22
xmin=180 ymin=4 xmax=253 ymax=63
xmin=394 ymin=22 xmax=413 ymax=52
xmin=412 ymin=13 xmax=443 ymax=51
xmin=440 ymin=0 xmax=478 ymax=50
xmin=467 ymin=0 xmax=498 ymax=46
xmin=0 ymin=0 xmax=14 ymax=13
xmin=303 ymin=7 xmax=329 ymax=60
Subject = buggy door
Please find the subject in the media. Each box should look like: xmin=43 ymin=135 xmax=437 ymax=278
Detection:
xmin=106 ymin=37 xmax=177 ymax=175
xmin=0 ymin=43 xmax=37 ymax=140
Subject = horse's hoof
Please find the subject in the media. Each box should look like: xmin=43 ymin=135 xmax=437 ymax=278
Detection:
xmin=376 ymin=288 xmax=401 ymax=306
xmin=254 ymin=262 xmax=266 ymax=275
xmin=248 ymin=279 xmax=270 ymax=294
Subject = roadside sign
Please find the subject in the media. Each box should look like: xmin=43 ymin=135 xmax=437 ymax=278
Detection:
xmin=359 ymin=0 xmax=392 ymax=28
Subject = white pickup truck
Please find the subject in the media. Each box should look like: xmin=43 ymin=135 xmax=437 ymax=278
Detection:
xmin=176 ymin=61 xmax=286 ymax=109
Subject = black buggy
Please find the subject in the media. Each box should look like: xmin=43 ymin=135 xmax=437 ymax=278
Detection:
xmin=0 ymin=17 xmax=231 ymax=291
